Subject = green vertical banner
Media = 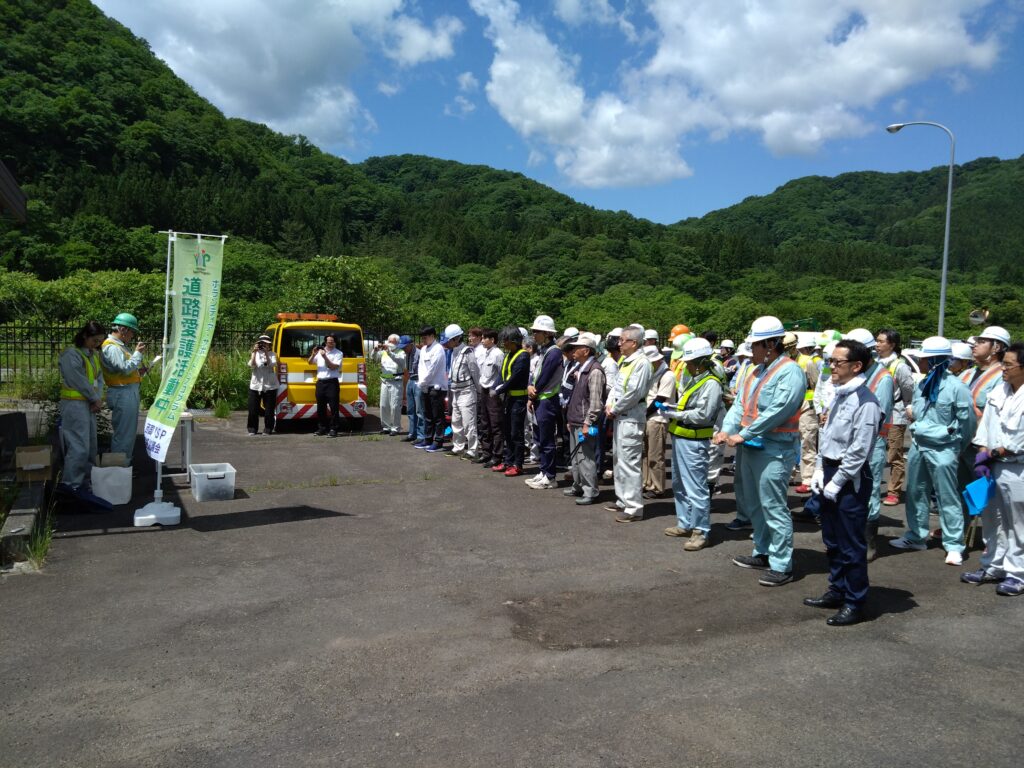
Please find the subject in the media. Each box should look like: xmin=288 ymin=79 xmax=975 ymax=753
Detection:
xmin=144 ymin=233 xmax=224 ymax=462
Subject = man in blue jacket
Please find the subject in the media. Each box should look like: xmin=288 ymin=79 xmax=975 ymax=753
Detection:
xmin=526 ymin=314 xmax=564 ymax=490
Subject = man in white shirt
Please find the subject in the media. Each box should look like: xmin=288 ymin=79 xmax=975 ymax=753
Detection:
xmin=606 ymin=327 xmax=653 ymax=522
xmin=415 ymin=326 xmax=449 ymax=451
xmin=309 ymin=334 xmax=343 ymax=437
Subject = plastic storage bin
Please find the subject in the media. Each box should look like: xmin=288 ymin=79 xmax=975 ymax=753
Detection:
xmin=189 ymin=463 xmax=236 ymax=502
xmin=91 ymin=466 xmax=133 ymax=505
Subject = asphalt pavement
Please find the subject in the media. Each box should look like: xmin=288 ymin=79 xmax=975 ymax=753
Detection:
xmin=2 ymin=411 xmax=1021 ymax=767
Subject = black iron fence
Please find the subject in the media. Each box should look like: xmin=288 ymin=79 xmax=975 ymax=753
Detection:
xmin=0 ymin=321 xmax=261 ymax=388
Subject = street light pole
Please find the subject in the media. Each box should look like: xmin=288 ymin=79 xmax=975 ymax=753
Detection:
xmin=886 ymin=121 xmax=956 ymax=337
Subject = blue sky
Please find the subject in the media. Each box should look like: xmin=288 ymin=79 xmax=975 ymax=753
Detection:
xmin=97 ymin=0 xmax=1023 ymax=224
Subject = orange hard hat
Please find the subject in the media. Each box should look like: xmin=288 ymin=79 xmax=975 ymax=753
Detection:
xmin=668 ymin=324 xmax=690 ymax=341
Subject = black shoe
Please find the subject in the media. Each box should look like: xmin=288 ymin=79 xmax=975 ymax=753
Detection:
xmin=758 ymin=569 xmax=793 ymax=587
xmin=401 ymin=435 xmax=417 ymax=442
xmin=327 ymin=430 xmax=338 ymax=438
xmin=803 ymin=593 xmax=844 ymax=609
xmin=826 ymin=605 xmax=863 ymax=626
xmin=482 ymin=459 xmax=496 ymax=468
xmin=315 ymin=430 xmax=327 ymax=437
xmin=732 ymin=554 xmax=770 ymax=570
xmin=726 ymin=518 xmax=753 ymax=531
xmin=563 ymin=487 xmax=583 ymax=497
xmin=575 ymin=497 xmax=598 ymax=506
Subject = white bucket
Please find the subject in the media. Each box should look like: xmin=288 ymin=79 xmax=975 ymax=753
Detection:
xmin=90 ymin=466 xmax=133 ymax=506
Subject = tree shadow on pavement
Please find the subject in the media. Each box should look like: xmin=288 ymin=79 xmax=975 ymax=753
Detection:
xmin=184 ymin=505 xmax=352 ymax=532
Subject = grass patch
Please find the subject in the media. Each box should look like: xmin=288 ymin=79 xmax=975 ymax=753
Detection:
xmin=213 ymin=399 xmax=232 ymax=418
xmin=26 ymin=507 xmax=55 ymax=568
xmin=358 ymin=434 xmax=384 ymax=442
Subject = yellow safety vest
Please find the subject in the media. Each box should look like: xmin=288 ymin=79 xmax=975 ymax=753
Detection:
xmin=532 ymin=347 xmax=561 ymax=400
xmin=668 ymin=372 xmax=722 ymax=439
xmin=502 ymin=349 xmax=527 ymax=396
xmin=60 ymin=348 xmax=101 ymax=401
xmin=101 ymin=338 xmax=141 ymax=386
xmin=797 ymin=353 xmax=815 ymax=401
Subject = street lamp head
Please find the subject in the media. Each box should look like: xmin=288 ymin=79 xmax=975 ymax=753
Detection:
xmin=886 ymin=123 xmax=905 ymax=134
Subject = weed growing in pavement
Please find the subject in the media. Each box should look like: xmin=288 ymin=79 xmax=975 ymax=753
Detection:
xmin=213 ymin=399 xmax=232 ymax=418
xmin=25 ymin=475 xmax=60 ymax=568
xmin=359 ymin=435 xmax=384 ymax=442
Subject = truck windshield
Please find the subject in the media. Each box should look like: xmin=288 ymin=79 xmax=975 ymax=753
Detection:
xmin=280 ymin=327 xmax=363 ymax=359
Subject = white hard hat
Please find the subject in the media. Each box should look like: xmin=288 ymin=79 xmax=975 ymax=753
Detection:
xmin=443 ymin=323 xmax=464 ymax=341
xmin=951 ymin=341 xmax=974 ymax=361
xmin=644 ymin=329 xmax=659 ymax=341
xmin=518 ymin=326 xmax=529 ymax=341
xmin=530 ymin=315 xmax=557 ymax=334
xmin=796 ymin=332 xmax=816 ymax=349
xmin=745 ymin=316 xmax=785 ymax=343
xmin=844 ymin=328 xmax=876 ymax=348
xmin=608 ymin=327 xmax=623 ymax=338
xmin=919 ymin=336 xmax=952 ymax=357
xmin=736 ymin=342 xmax=752 ymax=358
xmin=823 ymin=342 xmax=838 ymax=360
xmin=978 ymin=326 xmax=1011 ymax=346
xmin=682 ymin=337 xmax=714 ymax=362
xmin=561 ymin=326 xmax=580 ymax=339
xmin=720 ymin=339 xmax=735 ymax=349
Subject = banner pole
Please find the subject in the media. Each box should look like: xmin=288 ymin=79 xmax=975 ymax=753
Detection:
xmin=154 ymin=230 xmax=174 ymax=503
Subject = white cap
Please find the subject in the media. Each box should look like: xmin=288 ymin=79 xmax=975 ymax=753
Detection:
xmin=919 ymin=336 xmax=952 ymax=357
xmin=530 ymin=315 xmax=557 ymax=334
xmin=672 ymin=332 xmax=693 ymax=350
xmin=443 ymin=323 xmax=464 ymax=341
xmin=720 ymin=339 xmax=735 ymax=349
xmin=951 ymin=341 xmax=974 ymax=361
xmin=736 ymin=342 xmax=752 ymax=358
xmin=796 ymin=332 xmax=816 ymax=349
xmin=818 ymin=330 xmax=843 ymax=348
xmin=644 ymin=329 xmax=659 ymax=341
xmin=644 ymin=345 xmax=664 ymax=362
xmin=745 ymin=315 xmax=786 ymax=343
xmin=979 ymin=326 xmax=1011 ymax=346
xmin=682 ymin=337 xmax=714 ymax=362
xmin=569 ymin=332 xmax=599 ymax=351
xmin=844 ymin=328 xmax=876 ymax=348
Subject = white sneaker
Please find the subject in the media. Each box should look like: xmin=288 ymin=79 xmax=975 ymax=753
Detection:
xmin=944 ymin=550 xmax=963 ymax=566
xmin=889 ymin=536 xmax=927 ymax=551
xmin=526 ymin=475 xmax=554 ymax=489
xmin=602 ymin=469 xmax=613 ymax=480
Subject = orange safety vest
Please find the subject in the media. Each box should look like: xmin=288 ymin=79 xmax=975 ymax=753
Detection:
xmin=740 ymin=357 xmax=801 ymax=433
xmin=966 ymin=365 xmax=1002 ymax=418
xmin=866 ymin=364 xmax=893 ymax=438
xmin=101 ymin=338 xmax=142 ymax=386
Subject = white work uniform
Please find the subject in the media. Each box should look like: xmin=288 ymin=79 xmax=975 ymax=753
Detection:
xmin=973 ymin=381 xmax=1024 ymax=580
xmin=379 ymin=346 xmax=406 ymax=433
xmin=449 ymin=343 xmax=480 ymax=455
xmin=608 ymin=350 xmax=653 ymax=517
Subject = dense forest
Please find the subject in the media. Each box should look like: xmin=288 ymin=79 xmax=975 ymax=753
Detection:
xmin=1 ymin=0 xmax=1022 ymax=341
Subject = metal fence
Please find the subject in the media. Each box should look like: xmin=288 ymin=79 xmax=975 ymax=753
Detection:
xmin=0 ymin=321 xmax=261 ymax=387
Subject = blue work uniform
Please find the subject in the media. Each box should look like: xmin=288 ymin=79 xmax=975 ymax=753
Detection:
xmin=723 ymin=355 xmax=806 ymax=574
xmin=863 ymin=361 xmax=895 ymax=522
xmin=531 ymin=343 xmax=564 ymax=481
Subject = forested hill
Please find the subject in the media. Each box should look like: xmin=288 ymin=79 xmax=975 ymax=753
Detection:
xmin=1 ymin=0 xmax=1022 ymax=340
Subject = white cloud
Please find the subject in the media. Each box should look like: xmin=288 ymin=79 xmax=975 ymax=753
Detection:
xmin=553 ymin=0 xmax=638 ymax=41
xmin=444 ymin=95 xmax=477 ymax=117
xmin=94 ymin=0 xmax=459 ymax=149
xmin=378 ymin=82 xmax=401 ymax=97
xmin=472 ymin=0 xmax=1004 ymax=187
xmin=384 ymin=15 xmax=465 ymax=67
xmin=457 ymin=71 xmax=480 ymax=92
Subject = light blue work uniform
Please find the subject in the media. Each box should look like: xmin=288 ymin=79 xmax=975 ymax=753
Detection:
xmin=59 ymin=347 xmax=105 ymax=488
xmin=100 ymin=335 xmax=145 ymax=464
xmin=903 ymin=372 xmax=977 ymax=552
xmin=723 ymin=355 xmax=806 ymax=573
xmin=864 ymin=361 xmax=895 ymax=522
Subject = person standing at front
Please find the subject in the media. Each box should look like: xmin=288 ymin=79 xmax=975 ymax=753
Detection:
xmin=400 ymin=337 xmax=421 ymax=442
xmin=100 ymin=313 xmax=147 ymax=464
xmin=526 ymin=315 xmax=564 ymax=490
xmin=492 ymin=326 xmax=529 ymax=476
xmin=415 ymin=326 xmax=448 ymax=452
xmin=804 ymin=339 xmax=881 ymax=626
xmin=563 ymin=333 xmax=606 ymax=505
xmin=445 ymin=324 xmax=480 ymax=459
xmin=309 ymin=335 xmax=343 ymax=437
xmin=715 ymin=316 xmax=806 ymax=586
xmin=606 ymin=327 xmax=653 ymax=522
xmin=476 ymin=329 xmax=505 ymax=466
xmin=962 ymin=342 xmax=1024 ymax=596
xmin=889 ymin=337 xmax=976 ymax=565
xmin=659 ymin=338 xmax=724 ymax=551
xmin=59 ymin=321 xmax=107 ymax=501
xmin=246 ymin=334 xmax=278 ymax=436
xmin=876 ymin=328 xmax=916 ymax=506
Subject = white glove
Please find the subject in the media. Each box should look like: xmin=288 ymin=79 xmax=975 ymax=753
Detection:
xmin=823 ymin=480 xmax=842 ymax=501
xmin=810 ymin=469 xmax=825 ymax=495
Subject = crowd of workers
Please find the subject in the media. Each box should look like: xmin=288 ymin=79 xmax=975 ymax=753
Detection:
xmin=56 ymin=311 xmax=1024 ymax=625
xmin=366 ymin=315 xmax=1024 ymax=624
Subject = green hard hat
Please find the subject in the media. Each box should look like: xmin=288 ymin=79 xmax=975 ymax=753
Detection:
xmin=112 ymin=312 xmax=140 ymax=331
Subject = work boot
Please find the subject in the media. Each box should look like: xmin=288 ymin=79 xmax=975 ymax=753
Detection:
xmin=866 ymin=520 xmax=879 ymax=562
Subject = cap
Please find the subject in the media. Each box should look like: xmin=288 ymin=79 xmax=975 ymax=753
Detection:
xmin=257 ymin=334 xmax=272 ymax=344
xmin=644 ymin=345 xmax=664 ymax=362
xmin=569 ymin=332 xmax=599 ymax=351
xmin=397 ymin=335 xmax=414 ymax=347
xmin=419 ymin=325 xmax=436 ymax=337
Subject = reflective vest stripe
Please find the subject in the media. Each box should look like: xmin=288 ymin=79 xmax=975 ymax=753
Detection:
xmin=739 ymin=357 xmax=801 ymax=433
xmin=60 ymin=348 xmax=100 ymax=401
xmin=100 ymin=338 xmax=141 ymax=386
xmin=797 ymin=353 xmax=814 ymax=401
xmin=532 ymin=347 xmax=562 ymax=400
xmin=866 ymin=364 xmax=893 ymax=438
xmin=668 ymin=372 xmax=721 ymax=439
xmin=968 ymin=366 xmax=1002 ymax=418
xmin=502 ymin=350 xmax=527 ymax=396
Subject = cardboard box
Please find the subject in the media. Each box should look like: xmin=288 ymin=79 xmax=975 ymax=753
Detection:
xmin=15 ymin=445 xmax=52 ymax=482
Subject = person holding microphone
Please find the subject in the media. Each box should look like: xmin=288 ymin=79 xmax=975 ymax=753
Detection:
xmin=100 ymin=312 xmax=148 ymax=465
xmin=309 ymin=334 xmax=343 ymax=437
xmin=247 ymin=334 xmax=278 ymax=436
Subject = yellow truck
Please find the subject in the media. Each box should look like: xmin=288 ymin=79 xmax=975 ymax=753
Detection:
xmin=263 ymin=313 xmax=367 ymax=429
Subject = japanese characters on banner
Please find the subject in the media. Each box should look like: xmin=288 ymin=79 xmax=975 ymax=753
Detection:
xmin=143 ymin=233 xmax=224 ymax=461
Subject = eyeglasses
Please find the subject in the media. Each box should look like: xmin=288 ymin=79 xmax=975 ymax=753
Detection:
xmin=831 ymin=358 xmax=854 ymax=367
xmin=1001 ymin=361 xmax=1021 ymax=370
